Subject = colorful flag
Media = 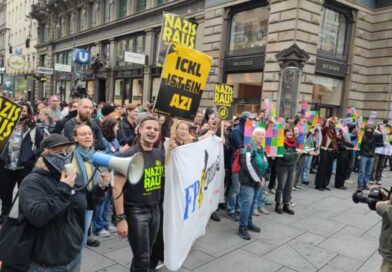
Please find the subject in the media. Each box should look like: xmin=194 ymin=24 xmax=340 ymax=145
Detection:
xmin=355 ymin=117 xmax=366 ymax=149
xmin=243 ymin=119 xmax=253 ymax=146
xmin=300 ymin=101 xmax=308 ymax=117
xmin=264 ymin=123 xmax=284 ymax=157
xmin=264 ymin=98 xmax=276 ymax=117
xmin=304 ymin=131 xmax=314 ymax=152
xmin=296 ymin=122 xmax=306 ymax=150
xmin=305 ymin=111 xmax=318 ymax=127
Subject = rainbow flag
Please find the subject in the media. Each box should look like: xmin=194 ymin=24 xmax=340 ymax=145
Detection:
xmin=296 ymin=122 xmax=306 ymax=150
xmin=264 ymin=98 xmax=276 ymax=117
xmin=355 ymin=117 xmax=366 ymax=149
xmin=347 ymin=106 xmax=358 ymax=121
xmin=276 ymin=116 xmax=285 ymax=125
xmin=300 ymin=101 xmax=308 ymax=117
xmin=243 ymin=119 xmax=253 ymax=146
xmin=305 ymin=111 xmax=318 ymax=126
xmin=265 ymin=123 xmax=284 ymax=157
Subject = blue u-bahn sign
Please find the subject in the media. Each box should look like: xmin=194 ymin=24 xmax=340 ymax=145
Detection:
xmin=73 ymin=49 xmax=91 ymax=65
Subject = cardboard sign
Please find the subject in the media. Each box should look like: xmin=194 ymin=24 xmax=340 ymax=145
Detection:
xmin=214 ymin=83 xmax=233 ymax=120
xmin=157 ymin=12 xmax=198 ymax=66
xmin=153 ymin=44 xmax=211 ymax=121
xmin=265 ymin=123 xmax=284 ymax=157
xmin=0 ymin=97 xmax=22 ymax=155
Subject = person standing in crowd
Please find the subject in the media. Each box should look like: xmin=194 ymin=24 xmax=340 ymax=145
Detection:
xmin=226 ymin=112 xmax=256 ymax=221
xmin=237 ymin=128 xmax=268 ymax=240
xmin=190 ymin=111 xmax=203 ymax=137
xmin=370 ymin=123 xmax=391 ymax=185
xmin=52 ymin=100 xmax=79 ymax=134
xmin=36 ymin=107 xmax=55 ymax=137
xmin=357 ymin=123 xmax=383 ymax=190
xmin=113 ymin=116 xmax=164 ymax=272
xmin=0 ymin=102 xmax=43 ymax=225
xmin=100 ymin=104 xmax=121 ymax=123
xmin=275 ymin=127 xmax=299 ymax=215
xmin=334 ymin=128 xmax=355 ymax=189
xmin=18 ymin=134 xmax=107 ymax=271
xmin=315 ymin=118 xmax=337 ymax=191
xmin=48 ymin=95 xmax=63 ymax=122
xmin=117 ymin=103 xmax=138 ymax=146
xmin=63 ymin=98 xmax=106 ymax=151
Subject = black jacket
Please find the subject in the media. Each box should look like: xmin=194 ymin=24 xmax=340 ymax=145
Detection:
xmin=52 ymin=110 xmax=77 ymax=134
xmin=117 ymin=117 xmax=136 ymax=146
xmin=63 ymin=117 xmax=106 ymax=151
xmin=19 ymin=169 xmax=105 ymax=266
xmin=360 ymin=132 xmax=383 ymax=158
xmin=239 ymin=145 xmax=269 ymax=187
xmin=0 ymin=125 xmax=43 ymax=168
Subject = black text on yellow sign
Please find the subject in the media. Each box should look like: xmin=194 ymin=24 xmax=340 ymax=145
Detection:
xmin=214 ymin=83 xmax=234 ymax=120
xmin=158 ymin=12 xmax=198 ymax=66
xmin=154 ymin=44 xmax=211 ymax=121
xmin=0 ymin=97 xmax=22 ymax=154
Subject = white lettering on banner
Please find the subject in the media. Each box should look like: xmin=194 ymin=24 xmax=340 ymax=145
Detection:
xmin=163 ymin=136 xmax=225 ymax=271
xmin=54 ymin=63 xmax=72 ymax=73
xmin=37 ymin=66 xmax=54 ymax=75
xmin=124 ymin=51 xmax=146 ymax=65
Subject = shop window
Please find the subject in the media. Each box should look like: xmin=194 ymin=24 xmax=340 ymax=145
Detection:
xmin=228 ymin=6 xmax=269 ymax=55
xmin=312 ymin=75 xmax=343 ymax=107
xmin=136 ymin=0 xmax=146 ymax=12
xmin=318 ymin=8 xmax=347 ymax=58
xmin=119 ymin=0 xmax=127 ymax=18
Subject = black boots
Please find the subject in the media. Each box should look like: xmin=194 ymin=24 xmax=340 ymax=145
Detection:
xmin=275 ymin=203 xmax=282 ymax=214
xmin=283 ymin=204 xmax=295 ymax=215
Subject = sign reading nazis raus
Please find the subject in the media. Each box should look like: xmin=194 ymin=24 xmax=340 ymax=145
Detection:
xmin=0 ymin=97 xmax=22 ymax=155
xmin=214 ymin=83 xmax=233 ymax=120
xmin=158 ymin=12 xmax=198 ymax=66
xmin=153 ymin=43 xmax=211 ymax=121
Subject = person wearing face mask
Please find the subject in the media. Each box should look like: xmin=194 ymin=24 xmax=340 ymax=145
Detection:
xmin=0 ymin=102 xmax=43 ymax=225
xmin=16 ymin=134 xmax=106 ymax=271
xmin=113 ymin=116 xmax=164 ymax=272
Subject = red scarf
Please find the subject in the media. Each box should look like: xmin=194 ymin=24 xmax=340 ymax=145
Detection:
xmin=285 ymin=137 xmax=297 ymax=148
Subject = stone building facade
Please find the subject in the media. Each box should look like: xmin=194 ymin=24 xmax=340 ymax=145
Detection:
xmin=29 ymin=0 xmax=392 ymax=119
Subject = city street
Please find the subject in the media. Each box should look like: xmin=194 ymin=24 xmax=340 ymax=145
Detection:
xmin=82 ymin=170 xmax=390 ymax=272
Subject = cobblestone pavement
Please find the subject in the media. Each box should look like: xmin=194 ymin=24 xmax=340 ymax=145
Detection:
xmin=83 ymin=170 xmax=391 ymax=271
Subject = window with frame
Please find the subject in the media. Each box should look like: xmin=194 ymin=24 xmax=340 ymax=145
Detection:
xmin=103 ymin=0 xmax=111 ymax=23
xmin=156 ymin=0 xmax=167 ymax=6
xmin=135 ymin=0 xmax=146 ymax=12
xmin=79 ymin=8 xmax=87 ymax=31
xmin=318 ymin=8 xmax=347 ymax=58
xmin=69 ymin=12 xmax=75 ymax=34
xmin=119 ymin=0 xmax=127 ymax=18
xmin=228 ymin=6 xmax=269 ymax=54
xmin=115 ymin=34 xmax=145 ymax=66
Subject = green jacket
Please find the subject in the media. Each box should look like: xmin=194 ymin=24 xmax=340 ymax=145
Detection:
xmin=277 ymin=146 xmax=298 ymax=167
xmin=376 ymin=194 xmax=392 ymax=261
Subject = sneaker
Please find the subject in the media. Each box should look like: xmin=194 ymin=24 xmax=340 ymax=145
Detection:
xmin=247 ymin=224 xmax=261 ymax=233
xmin=210 ymin=212 xmax=221 ymax=222
xmin=257 ymin=207 xmax=269 ymax=215
xmin=87 ymin=237 xmax=100 ymax=247
xmin=97 ymin=229 xmax=111 ymax=238
xmin=294 ymin=185 xmax=302 ymax=189
xmin=292 ymin=187 xmax=297 ymax=191
xmin=290 ymin=201 xmax=296 ymax=207
xmin=107 ymin=225 xmax=117 ymax=233
xmin=226 ymin=213 xmax=239 ymax=221
xmin=238 ymin=227 xmax=251 ymax=240
xmin=268 ymin=189 xmax=276 ymax=194
xmin=253 ymin=210 xmax=260 ymax=216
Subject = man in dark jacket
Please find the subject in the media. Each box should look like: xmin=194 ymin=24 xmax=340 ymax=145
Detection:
xmin=376 ymin=190 xmax=392 ymax=271
xmin=226 ymin=112 xmax=255 ymax=221
xmin=357 ymin=124 xmax=383 ymax=190
xmin=117 ymin=103 xmax=138 ymax=146
xmin=52 ymin=100 xmax=78 ymax=134
xmin=63 ymin=98 xmax=106 ymax=151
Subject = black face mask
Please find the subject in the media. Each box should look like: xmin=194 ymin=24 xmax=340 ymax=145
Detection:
xmin=43 ymin=152 xmax=72 ymax=178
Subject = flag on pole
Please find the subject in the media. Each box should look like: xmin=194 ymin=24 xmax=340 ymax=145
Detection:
xmin=264 ymin=123 xmax=284 ymax=157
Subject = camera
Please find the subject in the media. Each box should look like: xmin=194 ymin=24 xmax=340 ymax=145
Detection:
xmin=352 ymin=186 xmax=388 ymax=210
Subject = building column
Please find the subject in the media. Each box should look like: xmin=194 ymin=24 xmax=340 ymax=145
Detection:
xmin=143 ymin=28 xmax=154 ymax=104
xmin=107 ymin=39 xmax=116 ymax=102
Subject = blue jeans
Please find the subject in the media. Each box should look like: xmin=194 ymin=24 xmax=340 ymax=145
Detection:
xmin=254 ymin=183 xmax=266 ymax=209
xmin=226 ymin=173 xmax=241 ymax=213
xmin=29 ymin=252 xmax=81 ymax=272
xmin=239 ymin=185 xmax=258 ymax=228
xmin=302 ymin=155 xmax=312 ymax=183
xmin=332 ymin=159 xmax=337 ymax=175
xmin=357 ymin=156 xmax=374 ymax=188
xmin=92 ymin=190 xmax=111 ymax=233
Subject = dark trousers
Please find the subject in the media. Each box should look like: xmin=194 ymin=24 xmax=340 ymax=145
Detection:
xmin=371 ymin=154 xmax=386 ymax=182
xmin=335 ymin=156 xmax=350 ymax=188
xmin=315 ymin=150 xmax=335 ymax=189
xmin=125 ymin=205 xmax=160 ymax=272
xmin=0 ymin=166 xmax=31 ymax=216
xmin=275 ymin=164 xmax=295 ymax=205
xmin=149 ymin=205 xmax=164 ymax=270
xmin=294 ymin=155 xmax=306 ymax=186
xmin=268 ymin=158 xmax=277 ymax=190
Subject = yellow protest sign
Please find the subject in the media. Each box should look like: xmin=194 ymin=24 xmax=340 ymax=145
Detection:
xmin=0 ymin=97 xmax=22 ymax=154
xmin=153 ymin=43 xmax=211 ymax=121
xmin=214 ymin=83 xmax=233 ymax=120
xmin=157 ymin=12 xmax=198 ymax=66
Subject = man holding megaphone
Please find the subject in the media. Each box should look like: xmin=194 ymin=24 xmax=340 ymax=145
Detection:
xmin=112 ymin=116 xmax=164 ymax=272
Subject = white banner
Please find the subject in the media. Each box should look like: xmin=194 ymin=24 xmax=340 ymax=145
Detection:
xmin=124 ymin=51 xmax=146 ymax=65
xmin=54 ymin=63 xmax=72 ymax=73
xmin=163 ymin=136 xmax=225 ymax=271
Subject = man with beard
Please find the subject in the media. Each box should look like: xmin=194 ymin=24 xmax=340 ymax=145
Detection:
xmin=48 ymin=95 xmax=63 ymax=122
xmin=63 ymin=98 xmax=106 ymax=151
xmin=0 ymin=102 xmax=43 ymax=225
xmin=52 ymin=100 xmax=79 ymax=134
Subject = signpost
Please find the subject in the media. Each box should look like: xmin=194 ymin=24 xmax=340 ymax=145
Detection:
xmin=37 ymin=66 xmax=54 ymax=75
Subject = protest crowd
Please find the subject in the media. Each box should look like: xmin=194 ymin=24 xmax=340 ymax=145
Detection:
xmin=0 ymin=93 xmax=391 ymax=272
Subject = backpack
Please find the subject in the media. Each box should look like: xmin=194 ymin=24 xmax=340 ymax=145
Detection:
xmin=231 ymin=145 xmax=249 ymax=174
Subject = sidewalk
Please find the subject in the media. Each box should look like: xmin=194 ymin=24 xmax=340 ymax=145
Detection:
xmin=84 ymin=170 xmax=391 ymax=271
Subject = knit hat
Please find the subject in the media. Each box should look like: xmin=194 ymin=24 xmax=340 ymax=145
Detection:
xmin=101 ymin=104 xmax=115 ymax=117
